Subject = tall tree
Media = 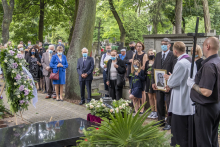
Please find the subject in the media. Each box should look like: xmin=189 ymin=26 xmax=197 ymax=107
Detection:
xmin=65 ymin=0 xmax=97 ymax=100
xmin=68 ymin=0 xmax=79 ymax=45
xmin=175 ymin=0 xmax=182 ymax=34
xmin=202 ymin=0 xmax=211 ymax=33
xmin=2 ymin=0 xmax=14 ymax=44
xmin=108 ymin=0 xmax=126 ymax=45
xmin=39 ymin=0 xmax=45 ymax=42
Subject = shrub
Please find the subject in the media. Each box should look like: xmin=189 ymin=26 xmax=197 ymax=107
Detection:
xmin=78 ymin=103 xmax=171 ymax=147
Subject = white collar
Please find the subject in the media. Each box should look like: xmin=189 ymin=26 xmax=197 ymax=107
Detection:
xmin=162 ymin=50 xmax=170 ymax=55
xmin=177 ymin=53 xmax=187 ymax=61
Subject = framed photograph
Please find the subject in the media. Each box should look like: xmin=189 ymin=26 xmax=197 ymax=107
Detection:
xmin=154 ymin=69 xmax=167 ymax=91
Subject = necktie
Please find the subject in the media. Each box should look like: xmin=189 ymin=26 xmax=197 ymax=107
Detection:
xmin=83 ymin=59 xmax=86 ymax=67
xmin=162 ymin=53 xmax=165 ymax=66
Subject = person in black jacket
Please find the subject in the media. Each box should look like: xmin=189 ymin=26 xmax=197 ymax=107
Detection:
xmin=151 ymin=38 xmax=177 ymax=130
xmin=106 ymin=50 xmax=126 ymax=100
xmin=123 ymin=41 xmax=136 ymax=88
xmin=191 ymin=45 xmax=204 ymax=71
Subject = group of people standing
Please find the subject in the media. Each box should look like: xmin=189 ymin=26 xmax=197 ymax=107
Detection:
xmin=96 ymin=37 xmax=220 ymax=147
xmin=2 ymin=39 xmax=69 ymax=102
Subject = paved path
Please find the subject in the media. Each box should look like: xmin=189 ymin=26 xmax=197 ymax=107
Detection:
xmin=1 ymin=81 xmax=89 ymax=123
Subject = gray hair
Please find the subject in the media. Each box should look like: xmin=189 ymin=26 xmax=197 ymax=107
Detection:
xmin=81 ymin=47 xmax=88 ymax=52
xmin=49 ymin=45 xmax=55 ymax=50
xmin=161 ymin=38 xmax=171 ymax=44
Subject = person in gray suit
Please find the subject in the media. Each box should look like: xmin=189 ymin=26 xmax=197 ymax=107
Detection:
xmin=41 ymin=45 xmax=56 ymax=99
xmin=151 ymin=38 xmax=177 ymax=130
xmin=77 ymin=48 xmax=94 ymax=105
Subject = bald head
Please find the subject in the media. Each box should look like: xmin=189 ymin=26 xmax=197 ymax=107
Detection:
xmin=204 ymin=37 xmax=219 ymax=51
xmin=203 ymin=37 xmax=219 ymax=58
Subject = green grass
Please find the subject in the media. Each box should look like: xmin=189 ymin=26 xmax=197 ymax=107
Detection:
xmin=91 ymin=92 xmax=101 ymax=96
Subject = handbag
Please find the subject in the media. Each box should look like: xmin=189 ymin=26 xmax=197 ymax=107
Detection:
xmin=49 ymin=58 xmax=60 ymax=80
xmin=117 ymin=73 xmax=125 ymax=87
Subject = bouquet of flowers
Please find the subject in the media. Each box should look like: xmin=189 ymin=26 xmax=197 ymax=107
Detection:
xmin=93 ymin=68 xmax=100 ymax=76
xmin=104 ymin=56 xmax=111 ymax=65
xmin=86 ymin=98 xmax=131 ymax=119
xmin=0 ymin=48 xmax=34 ymax=115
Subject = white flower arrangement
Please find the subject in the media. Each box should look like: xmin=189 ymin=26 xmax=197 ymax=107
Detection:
xmin=86 ymin=98 xmax=131 ymax=119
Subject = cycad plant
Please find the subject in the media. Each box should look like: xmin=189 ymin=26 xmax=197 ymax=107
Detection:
xmin=77 ymin=103 xmax=171 ymax=147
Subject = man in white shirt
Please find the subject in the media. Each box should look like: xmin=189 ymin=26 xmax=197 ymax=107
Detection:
xmin=100 ymin=44 xmax=112 ymax=96
xmin=164 ymin=41 xmax=197 ymax=147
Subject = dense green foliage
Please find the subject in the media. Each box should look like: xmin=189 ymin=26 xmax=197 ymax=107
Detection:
xmin=0 ymin=0 xmax=220 ymax=45
xmin=78 ymin=103 xmax=171 ymax=147
xmin=0 ymin=97 xmax=4 ymax=119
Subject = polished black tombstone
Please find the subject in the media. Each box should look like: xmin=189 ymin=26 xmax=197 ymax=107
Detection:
xmin=0 ymin=118 xmax=97 ymax=147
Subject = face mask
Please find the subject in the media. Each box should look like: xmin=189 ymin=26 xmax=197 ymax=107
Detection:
xmin=195 ymin=55 xmax=198 ymax=58
xmin=111 ymin=57 xmax=116 ymax=61
xmin=20 ymin=48 xmax=24 ymax=51
xmin=49 ymin=50 xmax=53 ymax=54
xmin=133 ymin=65 xmax=138 ymax=68
xmin=58 ymin=52 xmax=62 ymax=55
xmin=161 ymin=45 xmax=168 ymax=52
xmin=148 ymin=55 xmax=155 ymax=60
xmin=31 ymin=52 xmax=35 ymax=55
xmin=39 ymin=45 xmax=41 ymax=47
xmin=59 ymin=42 xmax=62 ymax=44
xmin=83 ymin=53 xmax=88 ymax=57
xmin=28 ymin=43 xmax=31 ymax=46
xmin=107 ymin=50 xmax=111 ymax=53
xmin=130 ymin=47 xmax=135 ymax=51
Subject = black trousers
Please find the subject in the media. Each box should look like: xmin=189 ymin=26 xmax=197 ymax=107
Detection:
xmin=194 ymin=102 xmax=220 ymax=147
xmin=80 ymin=80 xmax=92 ymax=102
xmin=103 ymin=70 xmax=109 ymax=97
xmin=156 ymin=91 xmax=171 ymax=125
xmin=109 ymin=80 xmax=122 ymax=100
xmin=171 ymin=114 xmax=196 ymax=147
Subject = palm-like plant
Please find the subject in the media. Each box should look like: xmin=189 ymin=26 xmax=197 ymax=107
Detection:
xmin=77 ymin=103 xmax=171 ymax=147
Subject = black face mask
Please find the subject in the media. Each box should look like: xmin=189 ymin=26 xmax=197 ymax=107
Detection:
xmin=148 ymin=55 xmax=155 ymax=60
xmin=130 ymin=46 xmax=135 ymax=51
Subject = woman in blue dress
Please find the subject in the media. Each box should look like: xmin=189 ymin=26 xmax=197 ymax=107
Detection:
xmin=50 ymin=46 xmax=68 ymax=101
xmin=129 ymin=59 xmax=145 ymax=114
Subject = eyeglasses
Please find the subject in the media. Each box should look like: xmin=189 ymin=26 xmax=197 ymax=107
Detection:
xmin=161 ymin=43 xmax=168 ymax=45
xmin=136 ymin=46 xmax=142 ymax=48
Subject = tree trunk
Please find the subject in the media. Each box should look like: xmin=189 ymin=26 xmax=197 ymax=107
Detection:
xmin=202 ymin=0 xmax=211 ymax=33
xmin=1 ymin=0 xmax=14 ymax=44
xmin=182 ymin=17 xmax=185 ymax=33
xmin=175 ymin=0 xmax=182 ymax=34
xmin=38 ymin=0 xmax=45 ymax=42
xmin=108 ymin=0 xmax=126 ymax=45
xmin=65 ymin=0 xmax=96 ymax=100
xmin=153 ymin=22 xmax=157 ymax=34
xmin=68 ymin=0 xmax=79 ymax=45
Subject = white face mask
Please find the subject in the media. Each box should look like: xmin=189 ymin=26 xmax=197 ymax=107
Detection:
xmin=20 ymin=48 xmax=24 ymax=51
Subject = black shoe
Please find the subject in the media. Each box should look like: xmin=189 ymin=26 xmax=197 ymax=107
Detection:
xmin=79 ymin=101 xmax=85 ymax=105
xmin=153 ymin=121 xmax=165 ymax=127
xmin=139 ymin=112 xmax=144 ymax=114
xmin=163 ymin=124 xmax=171 ymax=130
xmin=87 ymin=100 xmax=91 ymax=103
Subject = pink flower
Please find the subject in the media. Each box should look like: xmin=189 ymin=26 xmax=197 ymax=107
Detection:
xmin=19 ymin=85 xmax=25 ymax=91
xmin=9 ymin=50 xmax=15 ymax=55
xmin=15 ymin=74 xmax=21 ymax=80
xmin=12 ymin=63 xmax=18 ymax=69
xmin=24 ymin=90 xmax=29 ymax=96
xmin=17 ymin=54 xmax=23 ymax=59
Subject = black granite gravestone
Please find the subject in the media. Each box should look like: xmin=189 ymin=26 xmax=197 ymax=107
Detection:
xmin=0 ymin=118 xmax=96 ymax=147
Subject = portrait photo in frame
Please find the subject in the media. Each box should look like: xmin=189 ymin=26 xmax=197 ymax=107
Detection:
xmin=154 ymin=69 xmax=167 ymax=91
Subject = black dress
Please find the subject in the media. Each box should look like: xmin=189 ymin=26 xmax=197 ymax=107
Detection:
xmin=133 ymin=52 xmax=146 ymax=91
xmin=28 ymin=56 xmax=41 ymax=82
xmin=195 ymin=58 xmax=204 ymax=71
xmin=145 ymin=60 xmax=155 ymax=93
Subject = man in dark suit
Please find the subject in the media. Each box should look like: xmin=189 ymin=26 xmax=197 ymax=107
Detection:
xmin=77 ymin=48 xmax=94 ymax=105
xmin=123 ymin=41 xmax=136 ymax=88
xmin=151 ymin=38 xmax=176 ymax=130
xmin=157 ymin=73 xmax=164 ymax=87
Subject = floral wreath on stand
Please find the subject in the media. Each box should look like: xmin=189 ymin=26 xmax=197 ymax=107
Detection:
xmin=0 ymin=48 xmax=35 ymax=121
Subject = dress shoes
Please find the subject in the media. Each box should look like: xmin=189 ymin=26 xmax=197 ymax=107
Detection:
xmin=45 ymin=95 xmax=51 ymax=99
xmin=87 ymin=100 xmax=91 ymax=104
xmin=52 ymin=96 xmax=56 ymax=99
xmin=79 ymin=101 xmax=85 ymax=105
xmin=152 ymin=121 xmax=165 ymax=127
xmin=163 ymin=124 xmax=171 ymax=130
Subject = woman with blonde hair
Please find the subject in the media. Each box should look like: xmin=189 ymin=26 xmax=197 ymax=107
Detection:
xmin=17 ymin=44 xmax=26 ymax=58
xmin=129 ymin=59 xmax=145 ymax=114
xmin=191 ymin=45 xmax=204 ymax=71
xmin=50 ymin=46 xmax=68 ymax=101
xmin=145 ymin=49 xmax=157 ymax=118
